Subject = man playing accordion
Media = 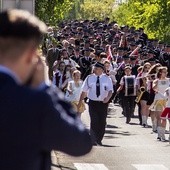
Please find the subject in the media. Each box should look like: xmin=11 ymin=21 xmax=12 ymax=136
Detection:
xmin=117 ymin=66 xmax=136 ymax=123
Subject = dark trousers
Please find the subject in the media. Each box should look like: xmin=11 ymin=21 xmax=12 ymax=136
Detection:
xmin=122 ymin=96 xmax=135 ymax=122
xmin=88 ymin=100 xmax=108 ymax=143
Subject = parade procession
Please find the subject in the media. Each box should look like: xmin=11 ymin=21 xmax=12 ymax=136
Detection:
xmin=1 ymin=0 xmax=170 ymax=170
xmin=44 ymin=19 xmax=170 ymax=143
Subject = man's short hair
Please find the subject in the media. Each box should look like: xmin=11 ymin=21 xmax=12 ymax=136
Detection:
xmin=0 ymin=9 xmax=47 ymax=60
xmin=0 ymin=9 xmax=47 ymax=41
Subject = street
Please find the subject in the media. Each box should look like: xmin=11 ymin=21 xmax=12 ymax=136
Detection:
xmin=52 ymin=104 xmax=170 ymax=170
xmin=1 ymin=3 xmax=169 ymax=170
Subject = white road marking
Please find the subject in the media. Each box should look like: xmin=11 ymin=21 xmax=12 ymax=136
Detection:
xmin=74 ymin=163 xmax=108 ymax=170
xmin=132 ymin=164 xmax=169 ymax=170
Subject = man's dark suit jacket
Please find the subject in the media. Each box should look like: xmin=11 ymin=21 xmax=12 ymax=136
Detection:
xmin=79 ymin=57 xmax=92 ymax=80
xmin=0 ymin=73 xmax=92 ymax=170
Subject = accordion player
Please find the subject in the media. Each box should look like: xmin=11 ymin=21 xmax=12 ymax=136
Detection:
xmin=124 ymin=75 xmax=136 ymax=96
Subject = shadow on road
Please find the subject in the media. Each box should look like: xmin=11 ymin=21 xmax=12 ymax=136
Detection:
xmin=106 ymin=124 xmax=119 ymax=129
xmin=164 ymin=143 xmax=170 ymax=147
xmin=105 ymin=129 xmax=136 ymax=136
xmin=129 ymin=122 xmax=140 ymax=125
xmin=52 ymin=163 xmax=76 ymax=170
xmin=100 ymin=144 xmax=120 ymax=147
xmin=104 ymin=135 xmax=119 ymax=139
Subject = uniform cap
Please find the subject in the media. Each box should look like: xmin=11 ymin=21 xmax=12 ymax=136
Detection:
xmin=94 ymin=62 xmax=104 ymax=70
xmin=122 ymin=55 xmax=130 ymax=59
xmin=130 ymin=56 xmax=136 ymax=61
xmin=129 ymin=42 xmax=137 ymax=46
xmin=147 ymin=58 xmax=158 ymax=63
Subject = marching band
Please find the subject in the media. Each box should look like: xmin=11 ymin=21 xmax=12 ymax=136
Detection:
xmin=44 ymin=19 xmax=170 ymax=144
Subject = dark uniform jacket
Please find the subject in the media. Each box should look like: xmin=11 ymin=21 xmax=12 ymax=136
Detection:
xmin=46 ymin=48 xmax=60 ymax=80
xmin=70 ymin=55 xmax=83 ymax=64
xmin=79 ymin=57 xmax=92 ymax=80
xmin=131 ymin=64 xmax=140 ymax=77
xmin=0 ymin=72 xmax=92 ymax=170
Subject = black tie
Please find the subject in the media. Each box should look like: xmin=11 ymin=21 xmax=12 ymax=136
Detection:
xmin=96 ymin=76 xmax=100 ymax=98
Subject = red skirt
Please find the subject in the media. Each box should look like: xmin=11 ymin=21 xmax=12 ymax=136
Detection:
xmin=161 ymin=107 xmax=170 ymax=119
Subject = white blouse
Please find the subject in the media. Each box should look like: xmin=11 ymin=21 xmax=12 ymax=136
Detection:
xmin=67 ymin=80 xmax=83 ymax=102
xmin=154 ymin=78 xmax=170 ymax=100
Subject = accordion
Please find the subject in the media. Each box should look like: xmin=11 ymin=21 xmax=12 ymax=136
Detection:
xmin=124 ymin=75 xmax=136 ymax=96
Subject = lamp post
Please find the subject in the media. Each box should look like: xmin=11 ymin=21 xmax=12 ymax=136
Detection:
xmin=0 ymin=0 xmax=2 ymax=11
xmin=16 ymin=0 xmax=21 ymax=9
xmin=0 ymin=0 xmax=35 ymax=14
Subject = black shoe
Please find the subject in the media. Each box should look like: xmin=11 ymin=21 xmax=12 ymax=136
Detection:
xmin=157 ymin=137 xmax=161 ymax=141
xmin=131 ymin=114 xmax=135 ymax=118
xmin=126 ymin=118 xmax=131 ymax=124
xmin=153 ymin=130 xmax=157 ymax=133
xmin=143 ymin=124 xmax=146 ymax=127
xmin=92 ymin=142 xmax=98 ymax=146
xmin=122 ymin=111 xmax=125 ymax=116
xmin=97 ymin=141 xmax=102 ymax=146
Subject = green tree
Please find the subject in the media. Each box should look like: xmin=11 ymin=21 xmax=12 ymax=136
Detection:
xmin=79 ymin=0 xmax=115 ymax=20
xmin=35 ymin=0 xmax=73 ymax=25
xmin=113 ymin=0 xmax=170 ymax=43
xmin=68 ymin=0 xmax=84 ymax=19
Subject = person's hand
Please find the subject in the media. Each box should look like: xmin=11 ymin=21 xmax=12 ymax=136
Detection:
xmin=154 ymin=89 xmax=158 ymax=94
xmin=68 ymin=90 xmax=73 ymax=95
xmin=77 ymin=101 xmax=82 ymax=110
xmin=138 ymin=44 xmax=142 ymax=48
xmin=165 ymin=89 xmax=169 ymax=96
xmin=31 ymin=57 xmax=45 ymax=88
xmin=103 ymin=97 xmax=110 ymax=103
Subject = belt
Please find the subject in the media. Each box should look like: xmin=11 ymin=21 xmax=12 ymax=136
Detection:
xmin=89 ymin=99 xmax=103 ymax=103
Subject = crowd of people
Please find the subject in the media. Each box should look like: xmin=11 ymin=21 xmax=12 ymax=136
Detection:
xmin=2 ymin=8 xmax=170 ymax=170
xmin=44 ymin=18 xmax=170 ymax=144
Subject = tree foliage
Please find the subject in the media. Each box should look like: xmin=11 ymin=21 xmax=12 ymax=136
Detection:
xmin=35 ymin=0 xmax=170 ymax=43
xmin=112 ymin=0 xmax=170 ymax=43
xmin=35 ymin=0 xmax=73 ymax=25
xmin=79 ymin=0 xmax=115 ymax=20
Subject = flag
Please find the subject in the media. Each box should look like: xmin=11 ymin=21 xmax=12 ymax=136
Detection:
xmin=129 ymin=44 xmax=142 ymax=56
xmin=107 ymin=45 xmax=113 ymax=61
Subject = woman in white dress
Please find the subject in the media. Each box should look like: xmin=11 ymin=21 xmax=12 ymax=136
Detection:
xmin=66 ymin=70 xmax=85 ymax=117
xmin=152 ymin=67 xmax=170 ymax=141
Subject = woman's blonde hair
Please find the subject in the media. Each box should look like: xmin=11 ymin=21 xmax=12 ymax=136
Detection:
xmin=72 ymin=70 xmax=81 ymax=77
xmin=157 ymin=66 xmax=167 ymax=78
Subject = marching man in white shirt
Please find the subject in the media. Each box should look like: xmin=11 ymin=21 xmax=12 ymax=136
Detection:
xmin=78 ymin=62 xmax=113 ymax=146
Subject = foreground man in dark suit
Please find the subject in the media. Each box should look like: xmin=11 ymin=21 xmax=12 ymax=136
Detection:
xmin=0 ymin=9 xmax=92 ymax=170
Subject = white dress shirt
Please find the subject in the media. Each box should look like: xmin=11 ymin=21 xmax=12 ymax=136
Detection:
xmin=82 ymin=73 xmax=113 ymax=101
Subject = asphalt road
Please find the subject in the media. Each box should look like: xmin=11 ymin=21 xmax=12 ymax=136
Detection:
xmin=42 ymin=58 xmax=170 ymax=170
xmin=52 ymin=104 xmax=170 ymax=170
